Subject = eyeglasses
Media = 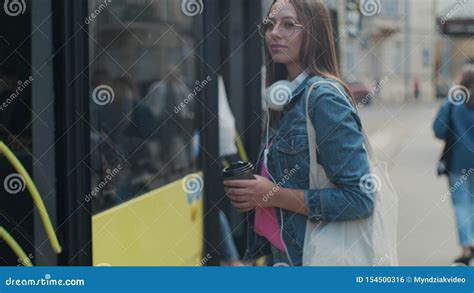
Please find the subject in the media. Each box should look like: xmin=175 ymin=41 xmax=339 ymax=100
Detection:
xmin=258 ymin=19 xmax=304 ymax=38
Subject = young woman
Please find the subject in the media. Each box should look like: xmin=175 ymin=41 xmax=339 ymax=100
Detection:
xmin=433 ymin=65 xmax=474 ymax=266
xmin=223 ymin=0 xmax=374 ymax=266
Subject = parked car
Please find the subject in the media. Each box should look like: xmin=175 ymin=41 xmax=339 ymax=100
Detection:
xmin=347 ymin=81 xmax=372 ymax=106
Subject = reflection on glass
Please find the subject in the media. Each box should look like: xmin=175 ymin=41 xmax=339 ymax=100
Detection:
xmin=88 ymin=0 xmax=199 ymax=214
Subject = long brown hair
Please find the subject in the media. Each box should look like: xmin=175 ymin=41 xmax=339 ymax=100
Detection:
xmin=264 ymin=0 xmax=353 ymax=127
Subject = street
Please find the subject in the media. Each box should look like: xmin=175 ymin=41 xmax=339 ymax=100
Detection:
xmin=359 ymin=100 xmax=459 ymax=266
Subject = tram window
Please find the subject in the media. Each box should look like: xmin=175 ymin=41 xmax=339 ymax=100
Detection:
xmin=0 ymin=1 xmax=34 ymax=265
xmin=88 ymin=0 xmax=200 ymax=213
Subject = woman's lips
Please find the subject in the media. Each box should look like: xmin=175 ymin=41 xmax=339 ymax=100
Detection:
xmin=270 ymin=44 xmax=287 ymax=53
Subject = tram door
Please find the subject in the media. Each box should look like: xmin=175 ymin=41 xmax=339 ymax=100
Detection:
xmin=0 ymin=0 xmax=205 ymax=266
xmin=87 ymin=0 xmax=204 ymax=266
xmin=87 ymin=0 xmax=263 ymax=266
xmin=0 ymin=0 xmax=262 ymax=267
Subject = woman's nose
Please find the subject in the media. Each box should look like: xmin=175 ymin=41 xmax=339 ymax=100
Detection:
xmin=269 ymin=22 xmax=282 ymax=38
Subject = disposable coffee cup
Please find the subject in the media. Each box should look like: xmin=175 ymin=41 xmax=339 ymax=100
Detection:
xmin=222 ymin=161 xmax=256 ymax=181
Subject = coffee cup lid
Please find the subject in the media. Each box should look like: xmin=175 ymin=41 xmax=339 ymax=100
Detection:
xmin=222 ymin=161 xmax=254 ymax=178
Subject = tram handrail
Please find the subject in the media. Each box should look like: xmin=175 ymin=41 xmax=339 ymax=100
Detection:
xmin=234 ymin=134 xmax=249 ymax=163
xmin=222 ymin=133 xmax=249 ymax=168
xmin=0 ymin=226 xmax=33 ymax=266
xmin=0 ymin=141 xmax=62 ymax=254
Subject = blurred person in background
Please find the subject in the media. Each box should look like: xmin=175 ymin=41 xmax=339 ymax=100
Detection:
xmin=433 ymin=64 xmax=474 ymax=265
xmin=413 ymin=77 xmax=420 ymax=100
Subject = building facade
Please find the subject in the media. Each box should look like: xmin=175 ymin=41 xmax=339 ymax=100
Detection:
xmin=340 ymin=0 xmax=438 ymax=102
xmin=435 ymin=0 xmax=474 ymax=98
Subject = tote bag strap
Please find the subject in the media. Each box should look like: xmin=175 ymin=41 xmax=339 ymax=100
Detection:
xmin=304 ymin=80 xmax=376 ymax=169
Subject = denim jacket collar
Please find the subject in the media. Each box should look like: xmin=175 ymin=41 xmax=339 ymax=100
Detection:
xmin=283 ymin=75 xmax=313 ymax=112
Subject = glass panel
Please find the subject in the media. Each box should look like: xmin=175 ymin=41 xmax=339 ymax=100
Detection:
xmin=88 ymin=0 xmax=200 ymax=214
xmin=0 ymin=0 xmax=34 ymax=266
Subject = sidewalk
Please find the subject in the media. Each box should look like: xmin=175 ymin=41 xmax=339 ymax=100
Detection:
xmin=359 ymin=100 xmax=459 ymax=265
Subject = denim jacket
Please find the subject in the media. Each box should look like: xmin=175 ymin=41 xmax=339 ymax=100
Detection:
xmin=433 ymin=98 xmax=474 ymax=175
xmin=244 ymin=75 xmax=374 ymax=266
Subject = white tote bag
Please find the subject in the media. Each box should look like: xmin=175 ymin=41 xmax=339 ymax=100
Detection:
xmin=302 ymin=81 xmax=399 ymax=266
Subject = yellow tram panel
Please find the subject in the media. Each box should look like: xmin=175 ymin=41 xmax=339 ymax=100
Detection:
xmin=92 ymin=172 xmax=204 ymax=266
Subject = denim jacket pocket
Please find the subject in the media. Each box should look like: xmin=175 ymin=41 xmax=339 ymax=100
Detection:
xmin=271 ymin=129 xmax=309 ymax=185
